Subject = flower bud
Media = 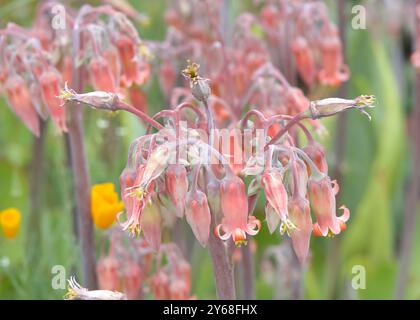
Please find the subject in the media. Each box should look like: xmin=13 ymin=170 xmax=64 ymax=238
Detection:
xmin=140 ymin=201 xmax=162 ymax=251
xmin=39 ymin=69 xmax=67 ymax=133
xmin=308 ymin=95 xmax=375 ymax=120
xmin=288 ymin=198 xmax=312 ymax=263
xmin=59 ymin=83 xmax=119 ymax=111
xmin=185 ymin=189 xmax=211 ymax=247
xmin=165 ymin=164 xmax=189 ymax=217
xmin=265 ymin=202 xmax=280 ymax=234
xmin=261 ymin=169 xmax=288 ymax=221
xmin=292 ymin=37 xmax=316 ymax=87
xmin=303 ymin=141 xmax=328 ymax=174
xmin=89 ymin=57 xmax=117 ymax=92
xmin=5 ymin=75 xmax=40 ymax=136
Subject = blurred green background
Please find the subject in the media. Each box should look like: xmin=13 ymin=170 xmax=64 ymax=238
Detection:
xmin=0 ymin=0 xmax=418 ymax=299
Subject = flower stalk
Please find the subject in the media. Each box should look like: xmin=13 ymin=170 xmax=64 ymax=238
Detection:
xmin=66 ymin=24 xmax=97 ymax=289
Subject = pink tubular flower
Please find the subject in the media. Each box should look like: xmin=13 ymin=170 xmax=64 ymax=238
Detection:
xmin=291 ymin=37 xmax=316 ymax=87
xmin=288 ymin=198 xmax=312 ymax=263
xmin=150 ymin=270 xmax=170 ymax=300
xmin=265 ymin=202 xmax=280 ymax=234
xmin=303 ymin=141 xmax=328 ymax=174
xmin=309 ymin=175 xmax=350 ymax=237
xmin=139 ymin=201 xmax=162 ymax=251
xmin=215 ymin=174 xmax=261 ymax=246
xmin=39 ymin=68 xmax=67 ymax=133
xmin=185 ymin=189 xmax=211 ymax=247
xmin=5 ymin=75 xmax=40 ymax=136
xmin=128 ymin=86 xmax=148 ymax=114
xmin=97 ymin=256 xmax=120 ymax=292
xmin=123 ymin=261 xmax=142 ymax=300
xmin=169 ymin=280 xmax=190 ymax=300
xmin=165 ymin=164 xmax=189 ymax=217
xmin=116 ymin=35 xmax=139 ymax=87
xmin=89 ymin=56 xmax=117 ymax=92
xmin=318 ymin=32 xmax=349 ymax=87
xmin=261 ymin=169 xmax=288 ymax=222
xmin=159 ymin=60 xmax=176 ymax=98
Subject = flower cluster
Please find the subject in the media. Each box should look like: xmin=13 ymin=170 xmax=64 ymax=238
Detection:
xmin=96 ymin=230 xmax=193 ymax=300
xmin=0 ymin=3 xmax=152 ymax=136
xmin=62 ymin=61 xmax=375 ymax=263
xmin=0 ymin=23 xmax=66 ymax=135
xmin=258 ymin=0 xmax=349 ymax=87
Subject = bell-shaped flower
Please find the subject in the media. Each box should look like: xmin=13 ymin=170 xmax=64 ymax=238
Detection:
xmin=140 ymin=201 xmax=162 ymax=251
xmin=115 ymin=35 xmax=140 ymax=87
xmin=89 ymin=56 xmax=117 ymax=92
xmin=150 ymin=270 xmax=170 ymax=300
xmin=265 ymin=202 xmax=280 ymax=234
xmin=97 ymin=256 xmax=120 ymax=292
xmin=123 ymin=261 xmax=143 ymax=300
xmin=292 ymin=37 xmax=316 ymax=87
xmin=165 ymin=164 xmax=189 ymax=217
xmin=313 ymin=205 xmax=350 ymax=237
xmin=308 ymin=175 xmax=350 ymax=236
xmin=303 ymin=141 xmax=328 ymax=174
xmin=318 ymin=33 xmax=349 ymax=87
xmin=5 ymin=75 xmax=40 ymax=136
xmin=185 ymin=189 xmax=211 ymax=247
xmin=288 ymin=197 xmax=312 ymax=264
xmin=39 ymin=68 xmax=67 ymax=133
xmin=261 ymin=168 xmax=288 ymax=221
xmin=216 ymin=174 xmax=260 ymax=246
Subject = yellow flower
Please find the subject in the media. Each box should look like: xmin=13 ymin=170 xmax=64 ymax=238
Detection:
xmin=91 ymin=183 xmax=124 ymax=229
xmin=0 ymin=208 xmax=21 ymax=239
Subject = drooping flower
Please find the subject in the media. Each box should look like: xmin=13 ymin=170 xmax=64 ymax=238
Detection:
xmin=140 ymin=201 xmax=162 ymax=251
xmin=0 ymin=208 xmax=21 ymax=239
xmin=91 ymin=183 xmax=124 ymax=229
xmin=115 ymin=35 xmax=140 ymax=87
xmin=292 ymin=37 xmax=316 ymax=87
xmin=150 ymin=270 xmax=170 ymax=300
xmin=318 ymin=30 xmax=349 ymax=87
xmin=261 ymin=171 xmax=287 ymax=219
xmin=5 ymin=75 xmax=40 ymax=136
xmin=39 ymin=68 xmax=67 ymax=133
xmin=303 ymin=141 xmax=328 ymax=174
xmin=165 ymin=164 xmax=189 ymax=217
xmin=89 ymin=57 xmax=117 ymax=92
xmin=97 ymin=256 xmax=120 ymax=291
xmin=185 ymin=188 xmax=211 ymax=247
xmin=265 ymin=202 xmax=280 ymax=234
xmin=123 ymin=260 xmax=143 ymax=300
xmin=216 ymin=173 xmax=261 ymax=246
xmin=288 ymin=197 xmax=312 ymax=263
xmin=128 ymin=86 xmax=148 ymax=114
xmin=308 ymin=175 xmax=349 ymax=237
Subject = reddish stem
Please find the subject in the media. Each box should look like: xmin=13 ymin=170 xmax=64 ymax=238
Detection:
xmin=67 ymin=25 xmax=97 ymax=289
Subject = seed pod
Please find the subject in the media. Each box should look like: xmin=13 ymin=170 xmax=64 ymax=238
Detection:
xmin=191 ymin=78 xmax=211 ymax=102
